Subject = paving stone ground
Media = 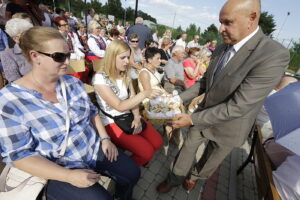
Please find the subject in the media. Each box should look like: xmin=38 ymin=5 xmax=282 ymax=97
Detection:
xmin=99 ymin=126 xmax=258 ymax=200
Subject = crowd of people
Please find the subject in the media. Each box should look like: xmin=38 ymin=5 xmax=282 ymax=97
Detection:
xmin=0 ymin=0 xmax=298 ymax=199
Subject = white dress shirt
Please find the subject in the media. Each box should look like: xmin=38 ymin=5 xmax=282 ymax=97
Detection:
xmin=175 ymin=38 xmax=186 ymax=49
xmin=187 ymin=40 xmax=201 ymax=48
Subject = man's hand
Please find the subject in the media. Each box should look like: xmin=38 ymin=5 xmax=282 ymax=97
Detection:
xmin=168 ymin=113 xmax=193 ymax=129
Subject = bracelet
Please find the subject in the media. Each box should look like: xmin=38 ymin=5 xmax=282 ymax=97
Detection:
xmin=101 ymin=137 xmax=111 ymax=142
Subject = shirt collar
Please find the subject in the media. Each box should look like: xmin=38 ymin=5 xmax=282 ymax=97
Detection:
xmin=233 ymin=26 xmax=259 ymax=53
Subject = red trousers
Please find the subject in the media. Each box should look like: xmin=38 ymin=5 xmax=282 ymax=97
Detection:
xmin=105 ymin=120 xmax=163 ymax=166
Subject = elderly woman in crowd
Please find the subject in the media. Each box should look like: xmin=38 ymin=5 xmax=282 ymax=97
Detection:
xmin=0 ymin=26 xmax=140 ymax=200
xmin=129 ymin=33 xmax=144 ymax=92
xmin=76 ymin=22 xmax=88 ymax=51
xmin=198 ymin=47 xmax=212 ymax=74
xmin=54 ymin=16 xmax=89 ymax=83
xmin=0 ymin=18 xmax=32 ymax=82
xmin=92 ymin=40 xmax=163 ymax=166
xmin=54 ymin=16 xmax=85 ymax=60
xmin=87 ymin=20 xmax=107 ymax=61
xmin=182 ymin=47 xmax=202 ymax=88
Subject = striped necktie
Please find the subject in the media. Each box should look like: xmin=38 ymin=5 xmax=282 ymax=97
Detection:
xmin=213 ymin=45 xmax=233 ymax=78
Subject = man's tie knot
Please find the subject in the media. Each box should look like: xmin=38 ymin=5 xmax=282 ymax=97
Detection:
xmin=213 ymin=45 xmax=234 ymax=78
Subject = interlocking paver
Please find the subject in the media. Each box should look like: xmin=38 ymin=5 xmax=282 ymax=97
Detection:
xmin=133 ymin=185 xmax=145 ymax=200
xmin=94 ymin=128 xmax=259 ymax=200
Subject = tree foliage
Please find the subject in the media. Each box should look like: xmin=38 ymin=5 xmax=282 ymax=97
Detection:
xmin=200 ymin=24 xmax=221 ymax=44
xmin=259 ymin=11 xmax=276 ymax=36
xmin=37 ymin=0 xmax=156 ymax=24
xmin=288 ymin=40 xmax=300 ymax=73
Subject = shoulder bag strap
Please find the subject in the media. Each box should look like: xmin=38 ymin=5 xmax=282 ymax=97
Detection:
xmin=99 ymin=81 xmax=131 ymax=118
xmin=58 ymin=78 xmax=70 ymax=158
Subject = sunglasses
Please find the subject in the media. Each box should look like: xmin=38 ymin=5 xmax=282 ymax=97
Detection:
xmin=131 ymin=40 xmax=139 ymax=43
xmin=59 ymin=23 xmax=69 ymax=27
xmin=37 ymin=51 xmax=71 ymax=63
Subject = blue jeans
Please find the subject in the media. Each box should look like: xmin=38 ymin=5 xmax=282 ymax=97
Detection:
xmin=46 ymin=149 xmax=140 ymax=200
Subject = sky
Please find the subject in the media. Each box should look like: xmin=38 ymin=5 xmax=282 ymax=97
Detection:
xmin=97 ymin=0 xmax=300 ymax=47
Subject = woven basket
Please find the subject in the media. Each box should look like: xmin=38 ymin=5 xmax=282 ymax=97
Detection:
xmin=142 ymin=102 xmax=185 ymax=125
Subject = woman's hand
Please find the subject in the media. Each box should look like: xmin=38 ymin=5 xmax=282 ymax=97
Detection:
xmin=144 ymin=89 xmax=162 ymax=99
xmin=66 ymin=169 xmax=100 ymax=188
xmin=102 ymin=140 xmax=119 ymax=162
xmin=131 ymin=117 xmax=142 ymax=134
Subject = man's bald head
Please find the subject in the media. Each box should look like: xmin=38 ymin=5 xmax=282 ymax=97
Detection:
xmin=222 ymin=0 xmax=261 ymax=23
xmin=219 ymin=0 xmax=261 ymax=45
xmin=276 ymin=76 xmax=298 ymax=91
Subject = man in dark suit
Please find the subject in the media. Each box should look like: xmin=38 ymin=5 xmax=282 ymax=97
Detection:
xmin=157 ymin=0 xmax=290 ymax=193
xmin=125 ymin=17 xmax=152 ymax=50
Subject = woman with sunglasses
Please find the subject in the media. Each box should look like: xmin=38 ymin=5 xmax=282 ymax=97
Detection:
xmin=92 ymin=40 xmax=163 ymax=167
xmin=0 ymin=18 xmax=33 ymax=83
xmin=128 ymin=33 xmax=144 ymax=93
xmin=0 ymin=26 xmax=140 ymax=200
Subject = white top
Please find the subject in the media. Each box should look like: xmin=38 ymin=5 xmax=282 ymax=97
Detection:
xmin=273 ymin=155 xmax=300 ymax=200
xmin=92 ymin=72 xmax=130 ymax=126
xmin=68 ymin=32 xmax=85 ymax=60
xmin=87 ymin=34 xmax=106 ymax=58
xmin=175 ymin=38 xmax=186 ymax=49
xmin=117 ymin=25 xmax=124 ymax=30
xmin=187 ymin=40 xmax=201 ymax=48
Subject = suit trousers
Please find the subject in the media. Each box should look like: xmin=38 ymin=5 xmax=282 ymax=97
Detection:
xmin=167 ymin=126 xmax=234 ymax=185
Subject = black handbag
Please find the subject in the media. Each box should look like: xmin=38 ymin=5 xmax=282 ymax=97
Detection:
xmin=100 ymin=108 xmax=147 ymax=134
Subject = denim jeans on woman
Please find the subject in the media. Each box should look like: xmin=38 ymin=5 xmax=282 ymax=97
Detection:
xmin=46 ymin=147 xmax=140 ymax=200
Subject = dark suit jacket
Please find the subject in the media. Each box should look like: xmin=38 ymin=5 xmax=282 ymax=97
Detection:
xmin=180 ymin=29 xmax=290 ymax=147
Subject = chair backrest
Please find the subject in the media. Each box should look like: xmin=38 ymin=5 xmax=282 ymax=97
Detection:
xmin=254 ymin=126 xmax=281 ymax=200
xmin=92 ymin=59 xmax=104 ymax=72
xmin=67 ymin=59 xmax=85 ymax=74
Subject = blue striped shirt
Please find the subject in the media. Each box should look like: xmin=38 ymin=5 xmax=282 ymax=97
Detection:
xmin=0 ymin=75 xmax=100 ymax=169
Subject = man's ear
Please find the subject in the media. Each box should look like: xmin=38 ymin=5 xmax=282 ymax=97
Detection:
xmin=249 ymin=11 xmax=257 ymax=22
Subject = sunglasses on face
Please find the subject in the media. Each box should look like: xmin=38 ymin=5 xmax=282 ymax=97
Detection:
xmin=59 ymin=23 xmax=69 ymax=27
xmin=37 ymin=51 xmax=71 ymax=63
xmin=131 ymin=40 xmax=139 ymax=43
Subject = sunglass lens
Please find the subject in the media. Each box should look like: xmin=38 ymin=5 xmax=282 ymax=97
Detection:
xmin=52 ymin=52 xmax=70 ymax=62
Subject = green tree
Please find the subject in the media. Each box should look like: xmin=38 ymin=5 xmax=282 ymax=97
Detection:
xmin=259 ymin=11 xmax=276 ymax=36
xmin=288 ymin=40 xmax=300 ymax=73
xmin=186 ymin=24 xmax=200 ymax=42
xmin=201 ymin=24 xmax=221 ymax=45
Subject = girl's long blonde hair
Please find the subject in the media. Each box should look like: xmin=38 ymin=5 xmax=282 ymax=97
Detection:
xmin=99 ymin=40 xmax=131 ymax=87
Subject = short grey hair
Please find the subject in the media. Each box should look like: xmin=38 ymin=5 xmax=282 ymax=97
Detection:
xmin=88 ymin=20 xmax=100 ymax=33
xmin=172 ymin=45 xmax=185 ymax=55
xmin=135 ymin=17 xmax=143 ymax=24
xmin=5 ymin=18 xmax=33 ymax=38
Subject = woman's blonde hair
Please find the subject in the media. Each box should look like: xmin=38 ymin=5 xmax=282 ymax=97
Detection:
xmin=100 ymin=40 xmax=131 ymax=86
xmin=19 ymin=26 xmax=65 ymax=63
